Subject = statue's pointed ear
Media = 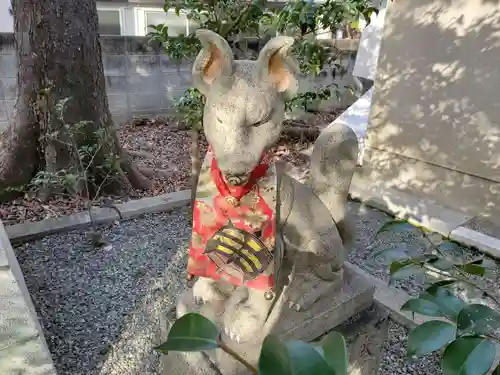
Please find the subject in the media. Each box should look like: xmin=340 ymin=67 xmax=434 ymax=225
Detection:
xmin=256 ymin=36 xmax=299 ymax=98
xmin=192 ymin=29 xmax=234 ymax=95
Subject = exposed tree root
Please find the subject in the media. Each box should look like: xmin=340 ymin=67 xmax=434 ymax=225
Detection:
xmin=282 ymin=126 xmax=320 ymax=142
xmin=121 ymin=157 xmax=153 ymax=191
xmin=0 ymin=115 xmax=40 ymax=202
xmin=126 ymin=149 xmax=156 ymax=159
xmin=138 ymin=166 xmax=173 ymax=179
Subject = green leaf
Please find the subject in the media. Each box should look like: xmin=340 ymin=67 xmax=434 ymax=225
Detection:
xmin=428 ymin=257 xmax=454 ymax=271
xmin=421 ymin=284 xmax=467 ymax=321
xmin=407 ymin=321 xmax=457 ymax=358
xmin=480 ymin=258 xmax=497 ymax=270
xmin=401 ymin=298 xmax=443 ymax=317
xmin=457 ymin=304 xmax=500 ymax=336
xmin=427 ymin=279 xmax=457 ymax=288
xmin=390 ymin=260 xmax=410 ymax=275
xmin=389 ymin=260 xmax=423 ymax=283
xmin=286 ymin=340 xmax=333 ymax=375
xmin=456 ymin=263 xmax=486 ymax=277
xmin=320 ymin=331 xmax=348 ymax=375
xmin=492 ymin=363 xmax=500 ymax=375
xmin=369 ymin=247 xmax=410 ymax=263
xmin=258 ymin=335 xmax=292 ymax=375
xmin=423 ymin=254 xmax=440 ymax=261
xmin=438 ymin=241 xmax=467 ymax=259
xmin=154 ymin=313 xmax=220 ymax=353
xmin=377 ymin=219 xmax=415 ymax=235
xmin=441 ymin=337 xmax=496 ymax=375
xmin=439 ymin=242 xmax=463 ymax=252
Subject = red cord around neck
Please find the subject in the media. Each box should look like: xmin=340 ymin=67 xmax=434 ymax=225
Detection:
xmin=209 ymin=148 xmax=269 ymax=201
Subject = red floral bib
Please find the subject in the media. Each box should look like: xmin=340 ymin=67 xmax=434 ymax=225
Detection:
xmin=187 ymin=148 xmax=278 ymax=292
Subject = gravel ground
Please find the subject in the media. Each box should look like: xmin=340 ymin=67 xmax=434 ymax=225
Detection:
xmin=347 ymin=200 xmax=500 ymax=308
xmin=15 ymin=207 xmax=192 ymax=375
xmin=379 ymin=320 xmax=442 ymax=375
xmin=14 ymin=200 xmax=500 ymax=375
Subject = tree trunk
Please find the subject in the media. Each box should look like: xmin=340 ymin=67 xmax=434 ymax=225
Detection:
xmin=0 ymin=0 xmax=151 ymax=200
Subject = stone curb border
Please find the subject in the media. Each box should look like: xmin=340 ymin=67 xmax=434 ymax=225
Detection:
xmin=349 ymin=179 xmax=500 ymax=260
xmin=6 ymin=190 xmax=191 ymax=243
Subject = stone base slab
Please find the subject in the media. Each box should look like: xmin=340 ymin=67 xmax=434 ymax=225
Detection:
xmin=164 ymin=265 xmax=375 ymax=375
xmin=332 ymin=304 xmax=390 ymax=375
xmin=270 ymin=265 xmax=376 ymax=342
xmin=160 ymin=351 xmax=222 ymax=375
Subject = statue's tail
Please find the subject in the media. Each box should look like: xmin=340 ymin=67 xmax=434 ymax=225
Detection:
xmin=308 ymin=122 xmax=359 ymax=248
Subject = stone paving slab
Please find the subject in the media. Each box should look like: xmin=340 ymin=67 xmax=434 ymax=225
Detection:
xmin=0 ymin=270 xmax=39 ymax=351
xmin=350 ymin=174 xmax=500 ymax=261
xmin=1 ymin=335 xmax=56 ymax=375
xmin=0 ymin=220 xmax=56 ymax=375
xmin=6 ymin=208 xmax=118 ymax=244
xmin=464 ymin=215 xmax=500 ymax=238
xmin=7 ymin=181 xmax=500 ymax=267
xmin=450 ymin=227 xmax=500 ymax=260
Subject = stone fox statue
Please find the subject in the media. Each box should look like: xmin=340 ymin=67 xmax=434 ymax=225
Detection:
xmin=180 ymin=29 xmax=359 ymax=349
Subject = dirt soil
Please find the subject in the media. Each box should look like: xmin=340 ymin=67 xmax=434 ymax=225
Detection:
xmin=0 ymin=112 xmax=341 ymax=226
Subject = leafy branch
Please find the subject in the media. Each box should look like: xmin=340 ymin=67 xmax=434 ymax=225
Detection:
xmin=375 ymin=219 xmax=500 ymax=375
xmin=376 ymin=219 xmax=500 ymax=309
xmin=14 ymin=95 xmax=122 ymax=246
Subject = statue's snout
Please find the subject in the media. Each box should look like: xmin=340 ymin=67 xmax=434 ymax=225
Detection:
xmin=225 ymin=172 xmax=250 ymax=186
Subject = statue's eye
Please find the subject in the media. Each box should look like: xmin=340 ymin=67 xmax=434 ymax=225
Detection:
xmin=249 ymin=118 xmax=267 ymax=128
xmin=248 ymin=110 xmax=273 ymax=128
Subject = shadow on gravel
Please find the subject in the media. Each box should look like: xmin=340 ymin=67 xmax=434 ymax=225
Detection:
xmin=14 ymin=207 xmax=191 ymax=375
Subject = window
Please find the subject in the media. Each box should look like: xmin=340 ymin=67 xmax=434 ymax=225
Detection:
xmin=140 ymin=9 xmax=191 ymax=37
xmin=97 ymin=9 xmax=122 ymax=36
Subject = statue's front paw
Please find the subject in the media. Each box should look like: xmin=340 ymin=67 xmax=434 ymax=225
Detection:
xmin=192 ymin=277 xmax=224 ymax=305
xmin=286 ymin=271 xmax=343 ymax=312
xmin=223 ymin=305 xmax=266 ymax=344
xmin=286 ymin=291 xmax=315 ymax=312
xmin=223 ymin=326 xmax=243 ymax=343
xmin=222 ymin=288 xmax=272 ymax=344
xmin=285 ymin=273 xmax=319 ymax=312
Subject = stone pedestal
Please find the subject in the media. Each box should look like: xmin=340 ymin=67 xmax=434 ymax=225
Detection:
xmin=270 ymin=266 xmax=375 ymax=342
xmin=333 ymin=305 xmax=390 ymax=375
xmin=161 ymin=265 xmax=377 ymax=375
xmin=160 ymin=351 xmax=221 ymax=375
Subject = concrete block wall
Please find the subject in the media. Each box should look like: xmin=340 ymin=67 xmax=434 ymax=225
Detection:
xmin=0 ymin=33 xmax=360 ymax=130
